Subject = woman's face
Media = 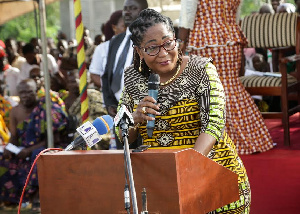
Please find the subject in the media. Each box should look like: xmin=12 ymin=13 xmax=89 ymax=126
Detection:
xmin=137 ymin=23 xmax=178 ymax=76
xmin=112 ymin=17 xmax=126 ymax=36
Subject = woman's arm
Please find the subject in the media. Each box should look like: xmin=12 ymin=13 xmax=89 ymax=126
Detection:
xmin=194 ymin=133 xmax=217 ymax=156
xmin=177 ymin=27 xmax=190 ymax=53
xmin=195 ymin=62 xmax=226 ymax=155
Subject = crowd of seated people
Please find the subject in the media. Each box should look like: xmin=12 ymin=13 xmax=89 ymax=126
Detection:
xmin=0 ymin=1 xmax=299 ymax=211
xmin=0 ymin=21 xmax=111 ymax=211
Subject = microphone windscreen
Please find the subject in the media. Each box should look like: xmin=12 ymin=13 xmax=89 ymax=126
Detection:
xmin=92 ymin=115 xmax=114 ymax=135
xmin=148 ymin=73 xmax=160 ymax=90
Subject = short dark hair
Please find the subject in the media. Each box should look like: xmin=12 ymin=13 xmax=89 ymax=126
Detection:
xmin=137 ymin=0 xmax=148 ymax=10
xmin=22 ymin=43 xmax=37 ymax=55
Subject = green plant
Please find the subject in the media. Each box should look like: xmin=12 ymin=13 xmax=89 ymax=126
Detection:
xmin=0 ymin=2 xmax=60 ymax=43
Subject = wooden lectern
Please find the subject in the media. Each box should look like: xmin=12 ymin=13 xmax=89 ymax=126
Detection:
xmin=37 ymin=149 xmax=239 ymax=214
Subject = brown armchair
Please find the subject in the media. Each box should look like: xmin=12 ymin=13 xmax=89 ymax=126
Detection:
xmin=240 ymin=12 xmax=300 ymax=146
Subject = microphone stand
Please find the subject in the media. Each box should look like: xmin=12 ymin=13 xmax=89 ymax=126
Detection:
xmin=120 ymin=116 xmax=138 ymax=214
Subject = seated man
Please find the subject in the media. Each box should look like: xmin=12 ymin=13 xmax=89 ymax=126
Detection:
xmin=64 ymin=71 xmax=110 ymax=150
xmin=29 ymin=66 xmax=66 ymax=113
xmin=0 ymin=79 xmax=68 ymax=209
xmin=20 ymin=43 xmax=58 ymax=79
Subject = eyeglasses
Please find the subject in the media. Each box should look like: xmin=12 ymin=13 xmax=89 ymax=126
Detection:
xmin=140 ymin=39 xmax=177 ymax=56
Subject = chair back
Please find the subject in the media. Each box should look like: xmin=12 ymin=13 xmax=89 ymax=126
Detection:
xmin=241 ymin=13 xmax=298 ymax=49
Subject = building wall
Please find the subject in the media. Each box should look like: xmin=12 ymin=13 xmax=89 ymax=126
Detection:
xmin=60 ymin=0 xmax=124 ymax=41
xmin=60 ymin=0 xmax=180 ymax=42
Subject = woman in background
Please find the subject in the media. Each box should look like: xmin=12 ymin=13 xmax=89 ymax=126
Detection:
xmin=178 ymin=0 xmax=274 ymax=154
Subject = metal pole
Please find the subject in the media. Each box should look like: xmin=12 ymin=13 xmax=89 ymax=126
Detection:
xmin=124 ymin=136 xmax=138 ymax=214
xmin=38 ymin=0 xmax=54 ymax=148
xmin=33 ymin=1 xmax=39 ymax=39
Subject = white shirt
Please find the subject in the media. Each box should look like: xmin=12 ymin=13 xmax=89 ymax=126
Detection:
xmin=113 ymin=28 xmax=133 ymax=101
xmin=179 ymin=0 xmax=198 ymax=29
xmin=89 ymin=40 xmax=110 ymax=77
xmin=11 ymin=55 xmax=26 ymax=70
xmin=0 ymin=65 xmax=21 ymax=96
xmin=20 ymin=54 xmax=58 ymax=80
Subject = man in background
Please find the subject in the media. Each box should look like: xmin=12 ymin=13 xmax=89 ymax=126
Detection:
xmin=102 ymin=0 xmax=148 ymax=117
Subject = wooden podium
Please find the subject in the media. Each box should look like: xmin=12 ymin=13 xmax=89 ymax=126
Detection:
xmin=37 ymin=149 xmax=239 ymax=214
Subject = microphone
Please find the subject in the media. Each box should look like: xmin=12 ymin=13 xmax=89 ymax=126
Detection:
xmin=114 ymin=105 xmax=134 ymax=127
xmin=146 ymin=73 xmax=160 ymax=138
xmin=64 ymin=115 xmax=114 ymax=151
xmin=114 ymin=105 xmax=134 ymax=137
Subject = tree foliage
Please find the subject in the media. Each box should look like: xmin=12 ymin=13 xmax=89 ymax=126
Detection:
xmin=0 ymin=2 xmax=60 ymax=43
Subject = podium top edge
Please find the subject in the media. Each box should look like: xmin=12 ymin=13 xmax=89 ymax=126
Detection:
xmin=41 ymin=148 xmax=195 ymax=156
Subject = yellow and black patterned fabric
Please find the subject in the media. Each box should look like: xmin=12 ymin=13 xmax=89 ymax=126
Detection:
xmin=118 ymin=55 xmax=251 ymax=213
xmin=241 ymin=13 xmax=297 ymax=48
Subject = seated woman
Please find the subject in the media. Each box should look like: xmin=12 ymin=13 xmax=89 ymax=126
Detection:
xmin=117 ymin=9 xmax=251 ymax=213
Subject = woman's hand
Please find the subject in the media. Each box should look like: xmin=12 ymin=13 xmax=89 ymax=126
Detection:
xmin=132 ymin=96 xmax=161 ymax=125
xmin=120 ymin=96 xmax=161 ymax=144
xmin=17 ymin=148 xmax=32 ymax=160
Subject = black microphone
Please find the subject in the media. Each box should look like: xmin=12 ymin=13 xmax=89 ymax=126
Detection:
xmin=64 ymin=115 xmax=114 ymax=151
xmin=146 ymin=73 xmax=160 ymax=138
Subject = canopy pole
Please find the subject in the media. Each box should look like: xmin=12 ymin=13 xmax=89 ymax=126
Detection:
xmin=39 ymin=0 xmax=54 ymax=148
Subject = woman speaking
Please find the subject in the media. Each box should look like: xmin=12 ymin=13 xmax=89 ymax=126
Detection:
xmin=117 ymin=9 xmax=251 ymax=213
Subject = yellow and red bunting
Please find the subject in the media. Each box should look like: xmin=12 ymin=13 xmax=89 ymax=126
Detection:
xmin=74 ymin=0 xmax=89 ymax=124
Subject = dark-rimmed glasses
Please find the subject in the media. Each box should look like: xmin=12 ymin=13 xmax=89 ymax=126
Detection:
xmin=140 ymin=39 xmax=177 ymax=56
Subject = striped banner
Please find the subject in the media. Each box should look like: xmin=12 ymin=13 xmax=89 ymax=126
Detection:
xmin=74 ymin=0 xmax=89 ymax=124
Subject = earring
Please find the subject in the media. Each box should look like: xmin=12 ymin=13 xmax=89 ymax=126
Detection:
xmin=139 ymin=59 xmax=142 ymax=72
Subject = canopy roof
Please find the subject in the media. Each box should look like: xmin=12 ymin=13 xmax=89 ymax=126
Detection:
xmin=0 ymin=0 xmax=59 ymax=25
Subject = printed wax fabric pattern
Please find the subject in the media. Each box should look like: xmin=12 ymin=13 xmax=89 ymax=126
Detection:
xmin=118 ymin=55 xmax=251 ymax=213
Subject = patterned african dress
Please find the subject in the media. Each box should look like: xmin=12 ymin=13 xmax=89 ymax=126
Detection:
xmin=179 ymin=0 xmax=273 ymax=154
xmin=0 ymin=95 xmax=11 ymax=144
xmin=37 ymin=87 xmax=66 ymax=114
xmin=0 ymin=95 xmax=12 ymax=128
xmin=0 ymin=97 xmax=68 ymax=203
xmin=118 ymin=55 xmax=250 ymax=213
